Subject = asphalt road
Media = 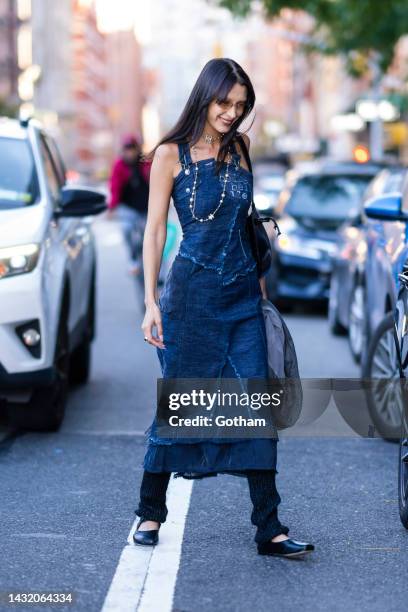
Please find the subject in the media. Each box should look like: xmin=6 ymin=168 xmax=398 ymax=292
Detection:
xmin=0 ymin=215 xmax=406 ymax=612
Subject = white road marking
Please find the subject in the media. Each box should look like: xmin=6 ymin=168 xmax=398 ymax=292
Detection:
xmin=102 ymin=476 xmax=193 ymax=612
xmin=102 ymin=545 xmax=154 ymax=612
xmin=137 ymin=477 xmax=193 ymax=612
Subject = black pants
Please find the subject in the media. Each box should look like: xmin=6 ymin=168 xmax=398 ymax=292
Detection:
xmin=135 ymin=469 xmax=289 ymax=543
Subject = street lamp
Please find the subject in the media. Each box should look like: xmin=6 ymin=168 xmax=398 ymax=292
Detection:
xmin=356 ymin=99 xmax=400 ymax=122
xmin=356 ymin=97 xmax=400 ymax=161
xmin=378 ymin=100 xmax=400 ymax=122
xmin=356 ymin=100 xmax=378 ymax=122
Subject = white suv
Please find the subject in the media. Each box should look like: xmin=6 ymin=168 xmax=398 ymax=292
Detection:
xmin=0 ymin=117 xmax=106 ymax=431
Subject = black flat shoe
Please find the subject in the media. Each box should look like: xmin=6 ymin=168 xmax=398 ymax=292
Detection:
xmin=133 ymin=518 xmax=160 ymax=546
xmin=258 ymin=538 xmax=315 ymax=558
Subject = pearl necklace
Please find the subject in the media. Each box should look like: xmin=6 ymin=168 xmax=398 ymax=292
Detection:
xmin=189 ymin=145 xmax=232 ymax=223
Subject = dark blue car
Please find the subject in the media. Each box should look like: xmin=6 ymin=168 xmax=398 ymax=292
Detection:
xmin=265 ymin=161 xmax=383 ymax=305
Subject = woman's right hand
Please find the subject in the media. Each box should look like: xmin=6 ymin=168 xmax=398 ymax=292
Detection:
xmin=141 ymin=302 xmax=165 ymax=349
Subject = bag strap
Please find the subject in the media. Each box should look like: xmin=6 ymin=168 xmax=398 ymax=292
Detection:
xmin=236 ymin=134 xmax=255 ymax=218
xmin=178 ymin=142 xmax=192 ymax=170
xmin=236 ymin=134 xmax=282 ymax=236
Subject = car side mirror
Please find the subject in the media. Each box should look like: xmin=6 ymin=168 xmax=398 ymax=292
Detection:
xmin=54 ymin=186 xmax=107 ymax=218
xmin=364 ymin=193 xmax=407 ymax=222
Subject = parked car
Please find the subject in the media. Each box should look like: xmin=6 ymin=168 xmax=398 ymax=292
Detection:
xmin=393 ymin=269 xmax=408 ymax=528
xmin=264 ymin=161 xmax=384 ymax=305
xmin=360 ymin=181 xmax=408 ymax=439
xmin=0 ymin=117 xmax=106 ymax=431
xmin=329 ymin=166 xmax=406 ymax=362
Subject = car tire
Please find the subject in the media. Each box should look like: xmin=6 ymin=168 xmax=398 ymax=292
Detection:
xmin=69 ymin=336 xmax=91 ymax=386
xmin=399 ymin=432 xmax=408 ymax=529
xmin=11 ymin=309 xmax=70 ymax=432
xmin=69 ymin=280 xmax=95 ymax=385
xmin=348 ymin=282 xmax=366 ymax=363
xmin=362 ymin=312 xmax=402 ymax=441
xmin=328 ymin=274 xmax=347 ymax=335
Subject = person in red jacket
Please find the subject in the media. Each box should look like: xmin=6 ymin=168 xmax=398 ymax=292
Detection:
xmin=108 ymin=134 xmax=152 ymax=275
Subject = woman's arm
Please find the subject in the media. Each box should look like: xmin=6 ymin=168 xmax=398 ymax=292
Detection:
xmin=141 ymin=143 xmax=178 ymax=348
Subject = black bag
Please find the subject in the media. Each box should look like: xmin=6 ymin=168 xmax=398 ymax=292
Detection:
xmin=236 ymin=135 xmax=281 ymax=278
xmin=261 ymin=298 xmax=302 ymax=429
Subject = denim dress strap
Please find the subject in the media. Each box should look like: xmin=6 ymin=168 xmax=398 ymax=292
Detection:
xmin=177 ymin=142 xmax=193 ymax=172
xmin=229 ymin=138 xmax=247 ymax=172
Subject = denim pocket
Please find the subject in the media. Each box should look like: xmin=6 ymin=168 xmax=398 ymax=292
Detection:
xmin=185 ymin=264 xmax=223 ymax=319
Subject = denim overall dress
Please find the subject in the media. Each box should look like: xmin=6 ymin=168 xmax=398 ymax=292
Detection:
xmin=142 ymin=140 xmax=278 ymax=477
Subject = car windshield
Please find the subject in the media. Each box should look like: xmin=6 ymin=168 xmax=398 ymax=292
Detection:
xmin=286 ymin=174 xmax=374 ymax=226
xmin=0 ymin=138 xmax=40 ymax=210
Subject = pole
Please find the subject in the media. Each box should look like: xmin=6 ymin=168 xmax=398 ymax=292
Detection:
xmin=369 ymin=55 xmax=383 ymax=161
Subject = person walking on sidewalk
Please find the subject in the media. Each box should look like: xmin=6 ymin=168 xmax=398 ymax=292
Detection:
xmin=108 ymin=134 xmax=151 ymax=275
xmin=135 ymin=58 xmax=314 ymax=558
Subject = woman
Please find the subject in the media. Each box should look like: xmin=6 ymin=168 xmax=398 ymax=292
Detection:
xmin=135 ymin=58 xmax=314 ymax=558
xmin=108 ymin=134 xmax=151 ymax=275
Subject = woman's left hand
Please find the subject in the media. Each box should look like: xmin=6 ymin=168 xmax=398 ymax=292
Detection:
xmin=141 ymin=302 xmax=166 ymax=349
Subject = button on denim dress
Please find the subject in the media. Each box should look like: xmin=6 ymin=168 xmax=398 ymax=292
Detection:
xmin=143 ymin=140 xmax=278 ymax=477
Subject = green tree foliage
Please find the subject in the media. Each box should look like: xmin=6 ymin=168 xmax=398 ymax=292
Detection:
xmin=218 ymin=0 xmax=408 ymax=75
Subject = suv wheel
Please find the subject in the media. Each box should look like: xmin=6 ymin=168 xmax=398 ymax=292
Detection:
xmin=328 ymin=274 xmax=347 ymax=335
xmin=362 ymin=312 xmax=402 ymax=440
xmin=348 ymin=282 xmax=366 ymax=363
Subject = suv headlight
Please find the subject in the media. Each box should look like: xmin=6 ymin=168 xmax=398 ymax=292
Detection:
xmin=0 ymin=243 xmax=40 ymax=279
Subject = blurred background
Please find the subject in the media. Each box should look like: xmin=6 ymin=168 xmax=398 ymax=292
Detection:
xmin=2 ymin=3 xmax=408 ymax=606
xmin=2 ymin=0 xmax=408 ymax=181
xmin=2 ymin=0 xmax=408 ymax=419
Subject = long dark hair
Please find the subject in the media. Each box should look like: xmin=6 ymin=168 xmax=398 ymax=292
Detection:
xmin=146 ymin=58 xmax=255 ymax=174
